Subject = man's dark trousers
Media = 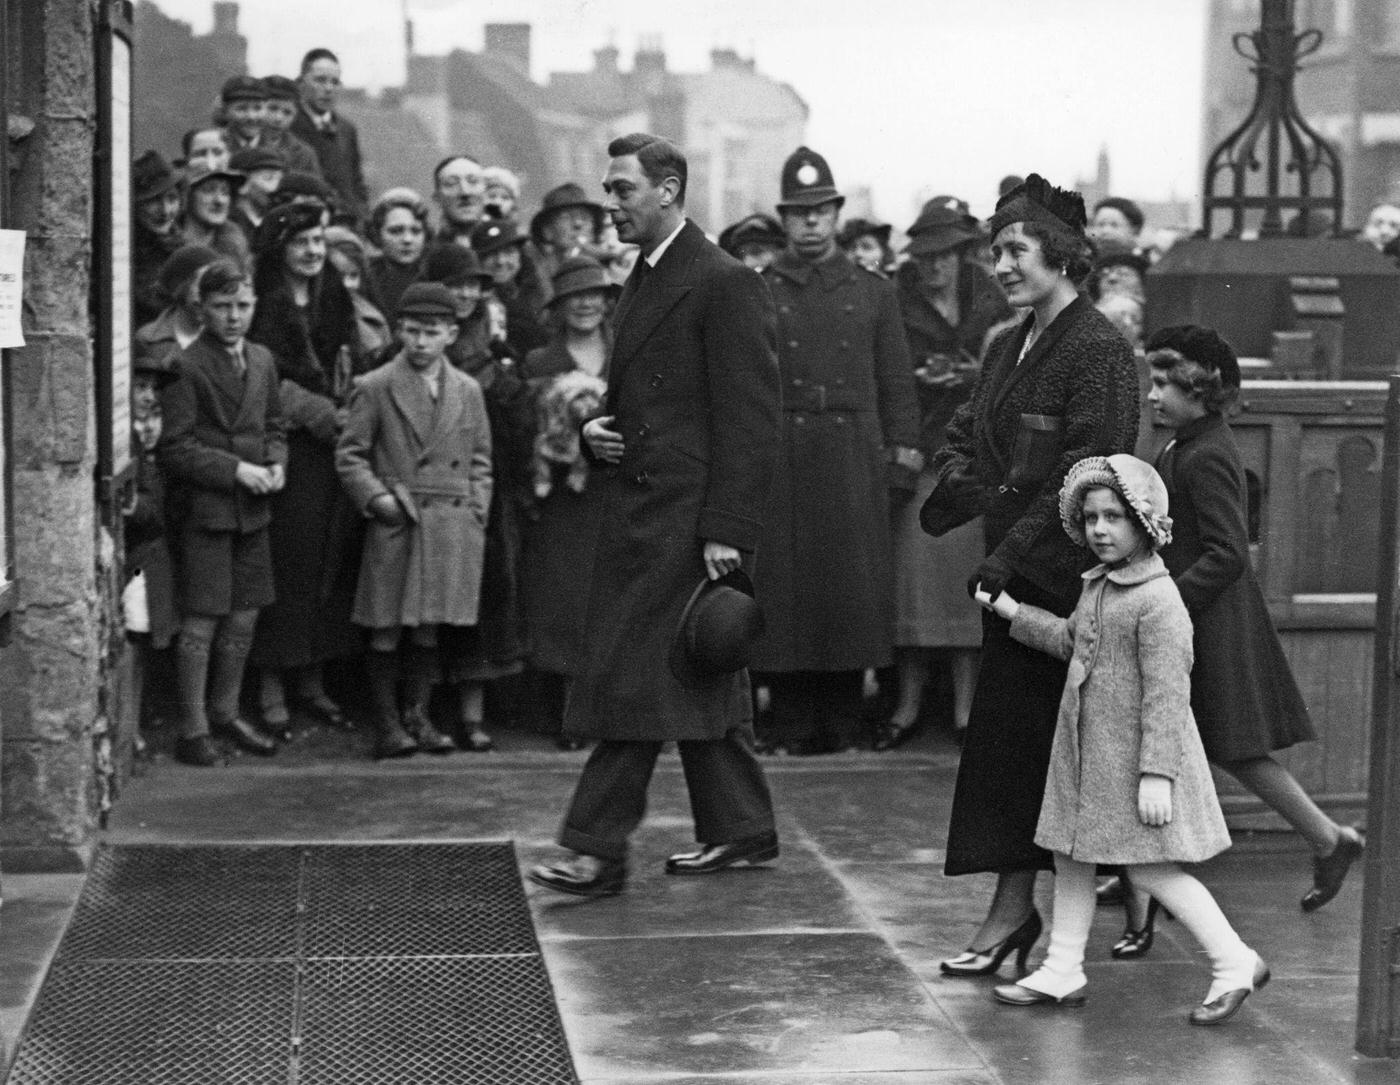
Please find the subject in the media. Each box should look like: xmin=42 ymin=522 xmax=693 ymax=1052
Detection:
xmin=558 ymin=732 xmax=774 ymax=861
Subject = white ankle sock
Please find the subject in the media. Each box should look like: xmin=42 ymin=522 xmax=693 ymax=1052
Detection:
xmin=1021 ymin=854 xmax=1094 ymax=998
xmin=1130 ymin=863 xmax=1253 ymax=1003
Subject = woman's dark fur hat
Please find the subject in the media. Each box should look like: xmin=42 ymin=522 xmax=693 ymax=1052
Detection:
xmin=986 ymin=173 xmax=1087 ymax=240
xmin=253 ymin=198 xmax=329 ymax=257
xmin=1145 ymin=325 xmax=1242 ymax=390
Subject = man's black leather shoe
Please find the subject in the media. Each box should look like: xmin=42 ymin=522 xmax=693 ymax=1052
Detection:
xmin=665 ymin=832 xmax=779 ymax=875
xmin=213 ymin=717 xmax=277 ymax=756
xmin=527 ymin=853 xmax=627 ymax=897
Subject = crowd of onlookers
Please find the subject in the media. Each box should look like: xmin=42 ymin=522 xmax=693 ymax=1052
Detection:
xmin=118 ymin=43 xmax=1270 ymax=766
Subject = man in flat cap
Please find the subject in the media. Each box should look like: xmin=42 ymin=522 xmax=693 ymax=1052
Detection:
xmin=750 ymin=146 xmax=921 ymax=755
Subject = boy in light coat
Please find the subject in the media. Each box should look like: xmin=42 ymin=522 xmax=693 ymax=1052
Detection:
xmin=336 ymin=282 xmax=493 ymax=758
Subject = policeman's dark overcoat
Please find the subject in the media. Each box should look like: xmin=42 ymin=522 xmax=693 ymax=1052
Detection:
xmin=750 ymin=246 xmax=920 ymax=672
xmin=563 ymin=220 xmax=781 ymax=741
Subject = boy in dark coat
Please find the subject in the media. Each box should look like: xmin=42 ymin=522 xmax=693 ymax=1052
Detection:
xmin=337 ymin=283 xmax=494 ymax=759
xmin=159 ymin=260 xmax=287 ymax=765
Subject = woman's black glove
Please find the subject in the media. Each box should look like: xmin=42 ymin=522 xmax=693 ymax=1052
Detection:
xmin=921 ymin=463 xmax=985 ymax=537
xmin=967 ymin=552 xmax=1014 ymax=603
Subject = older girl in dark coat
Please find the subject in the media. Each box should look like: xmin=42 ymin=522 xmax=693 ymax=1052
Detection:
xmin=924 ymin=175 xmax=1140 ymax=975
xmin=247 ymin=199 xmax=364 ymax=734
xmin=1146 ymin=325 xmax=1364 ymax=915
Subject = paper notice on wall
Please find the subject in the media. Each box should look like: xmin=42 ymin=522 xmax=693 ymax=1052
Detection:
xmin=0 ymin=229 xmax=25 ymax=348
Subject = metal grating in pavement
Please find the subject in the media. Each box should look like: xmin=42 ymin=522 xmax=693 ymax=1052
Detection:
xmin=5 ymin=843 xmax=578 ymax=1085
xmin=300 ymin=956 xmax=577 ymax=1084
xmin=4 ymin=960 xmax=294 ymax=1085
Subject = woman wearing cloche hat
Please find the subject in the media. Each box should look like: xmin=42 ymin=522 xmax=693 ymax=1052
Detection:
xmin=922 ymin=173 xmax=1141 ymax=979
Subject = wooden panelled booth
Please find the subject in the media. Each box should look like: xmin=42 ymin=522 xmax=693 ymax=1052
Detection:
xmin=1140 ymin=379 xmax=1387 ymax=826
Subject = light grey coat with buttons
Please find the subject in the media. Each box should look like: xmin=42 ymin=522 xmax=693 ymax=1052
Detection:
xmin=337 ymin=352 xmax=493 ymax=628
xmin=1010 ymin=552 xmax=1231 ymax=864
xmin=750 ymin=246 xmax=920 ymax=671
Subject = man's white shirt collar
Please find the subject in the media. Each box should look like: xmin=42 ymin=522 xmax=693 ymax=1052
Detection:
xmin=645 ymin=218 xmax=686 ymax=268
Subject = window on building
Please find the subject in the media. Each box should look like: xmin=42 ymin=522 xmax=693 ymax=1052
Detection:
xmin=1380 ymin=0 xmax=1400 ymax=49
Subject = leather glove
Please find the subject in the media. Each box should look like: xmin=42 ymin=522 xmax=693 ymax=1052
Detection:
xmin=967 ymin=551 xmax=1014 ymax=603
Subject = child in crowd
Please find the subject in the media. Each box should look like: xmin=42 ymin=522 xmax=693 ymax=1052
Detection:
xmin=336 ymin=283 xmax=494 ymax=760
xmin=981 ymin=454 xmax=1267 ymax=1025
xmin=158 ymin=260 xmax=286 ymax=766
xmin=1145 ymin=326 xmax=1364 ymax=913
xmin=122 ymin=350 xmax=180 ymax=755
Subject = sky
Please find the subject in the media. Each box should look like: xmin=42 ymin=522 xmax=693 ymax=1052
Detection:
xmin=150 ymin=0 xmax=1210 ymax=223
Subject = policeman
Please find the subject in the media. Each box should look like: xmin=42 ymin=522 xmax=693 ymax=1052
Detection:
xmin=751 ymin=147 xmax=922 ymax=754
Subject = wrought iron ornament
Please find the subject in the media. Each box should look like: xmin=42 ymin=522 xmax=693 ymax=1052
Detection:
xmin=1201 ymin=0 xmax=1343 ymax=238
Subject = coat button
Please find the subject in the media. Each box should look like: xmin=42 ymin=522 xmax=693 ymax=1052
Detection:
xmin=840 ymin=340 xmax=849 ymax=349
xmin=451 ymin=459 xmax=460 ymax=468
xmin=650 ymin=373 xmax=663 ymax=387
xmin=794 ymin=416 xmax=805 ymax=425
xmin=788 ymin=340 xmax=799 ymax=349
xmin=793 ymin=378 xmax=804 ymax=386
xmin=638 ymin=424 xmax=651 ymax=437
xmin=453 ymin=497 xmax=462 ymax=507
xmin=419 ymin=458 xmax=430 ymax=467
xmin=634 ymin=471 xmax=649 ymax=485
xmin=421 ymin=497 xmax=431 ymax=508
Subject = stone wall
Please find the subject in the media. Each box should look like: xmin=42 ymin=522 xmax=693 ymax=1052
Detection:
xmin=0 ymin=0 xmax=112 ymax=871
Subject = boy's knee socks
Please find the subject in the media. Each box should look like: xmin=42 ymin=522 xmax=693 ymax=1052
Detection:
xmin=175 ymin=624 xmax=216 ymax=739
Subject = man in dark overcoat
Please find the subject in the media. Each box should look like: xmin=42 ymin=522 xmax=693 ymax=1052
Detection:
xmin=528 ymin=133 xmax=782 ymax=897
xmin=750 ymin=147 xmax=922 ymax=753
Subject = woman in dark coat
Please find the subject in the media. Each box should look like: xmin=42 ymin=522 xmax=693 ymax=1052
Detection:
xmin=364 ymin=189 xmax=429 ymax=321
xmin=247 ymin=198 xmax=364 ymax=734
xmin=922 ymin=174 xmax=1140 ymax=974
xmin=519 ymin=256 xmax=613 ymax=747
xmin=1146 ymin=325 xmax=1364 ymax=915
xmin=418 ymin=244 xmax=535 ymax=750
xmin=877 ymin=204 xmax=1014 ymax=749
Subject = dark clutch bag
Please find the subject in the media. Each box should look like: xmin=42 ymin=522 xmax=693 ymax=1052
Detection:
xmin=1004 ymin=414 xmax=1064 ymax=494
xmin=920 ymin=465 xmax=984 ymax=537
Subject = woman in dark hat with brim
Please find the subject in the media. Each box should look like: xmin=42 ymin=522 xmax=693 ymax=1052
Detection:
xmin=519 ymin=255 xmax=616 ymax=748
xmin=420 ymin=244 xmax=535 ymax=751
xmin=876 ymin=202 xmax=1013 ymax=751
xmin=246 ymin=198 xmax=364 ymax=737
xmin=837 ymin=217 xmax=894 ymax=276
xmin=133 ymin=150 xmax=186 ymax=326
xmin=922 ymin=173 xmax=1141 ymax=976
xmin=472 ymin=217 xmax=550 ymax=357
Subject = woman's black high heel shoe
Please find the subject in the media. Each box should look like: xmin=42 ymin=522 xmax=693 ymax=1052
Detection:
xmin=1111 ymin=896 xmax=1160 ymax=959
xmin=940 ymin=911 xmax=1043 ymax=977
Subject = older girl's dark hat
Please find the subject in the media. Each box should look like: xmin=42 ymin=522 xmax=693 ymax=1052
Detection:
xmin=668 ymin=569 xmax=766 ymax=687
xmin=134 ymin=150 xmax=180 ymax=202
xmin=471 ymin=218 xmax=526 ymax=257
xmin=530 ymin=182 xmax=606 ymax=246
xmin=547 ymin=254 xmax=616 ymax=304
xmin=777 ymin=146 xmax=844 ymax=211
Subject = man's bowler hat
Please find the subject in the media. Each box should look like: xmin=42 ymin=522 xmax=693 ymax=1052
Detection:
xmin=777 ymin=146 xmax=844 ymax=211
xmin=230 ymin=146 xmax=287 ymax=174
xmin=668 ymin=569 xmax=766 ymax=687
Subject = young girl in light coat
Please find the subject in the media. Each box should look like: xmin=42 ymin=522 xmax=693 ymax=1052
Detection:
xmin=978 ymin=454 xmax=1267 ymax=1025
